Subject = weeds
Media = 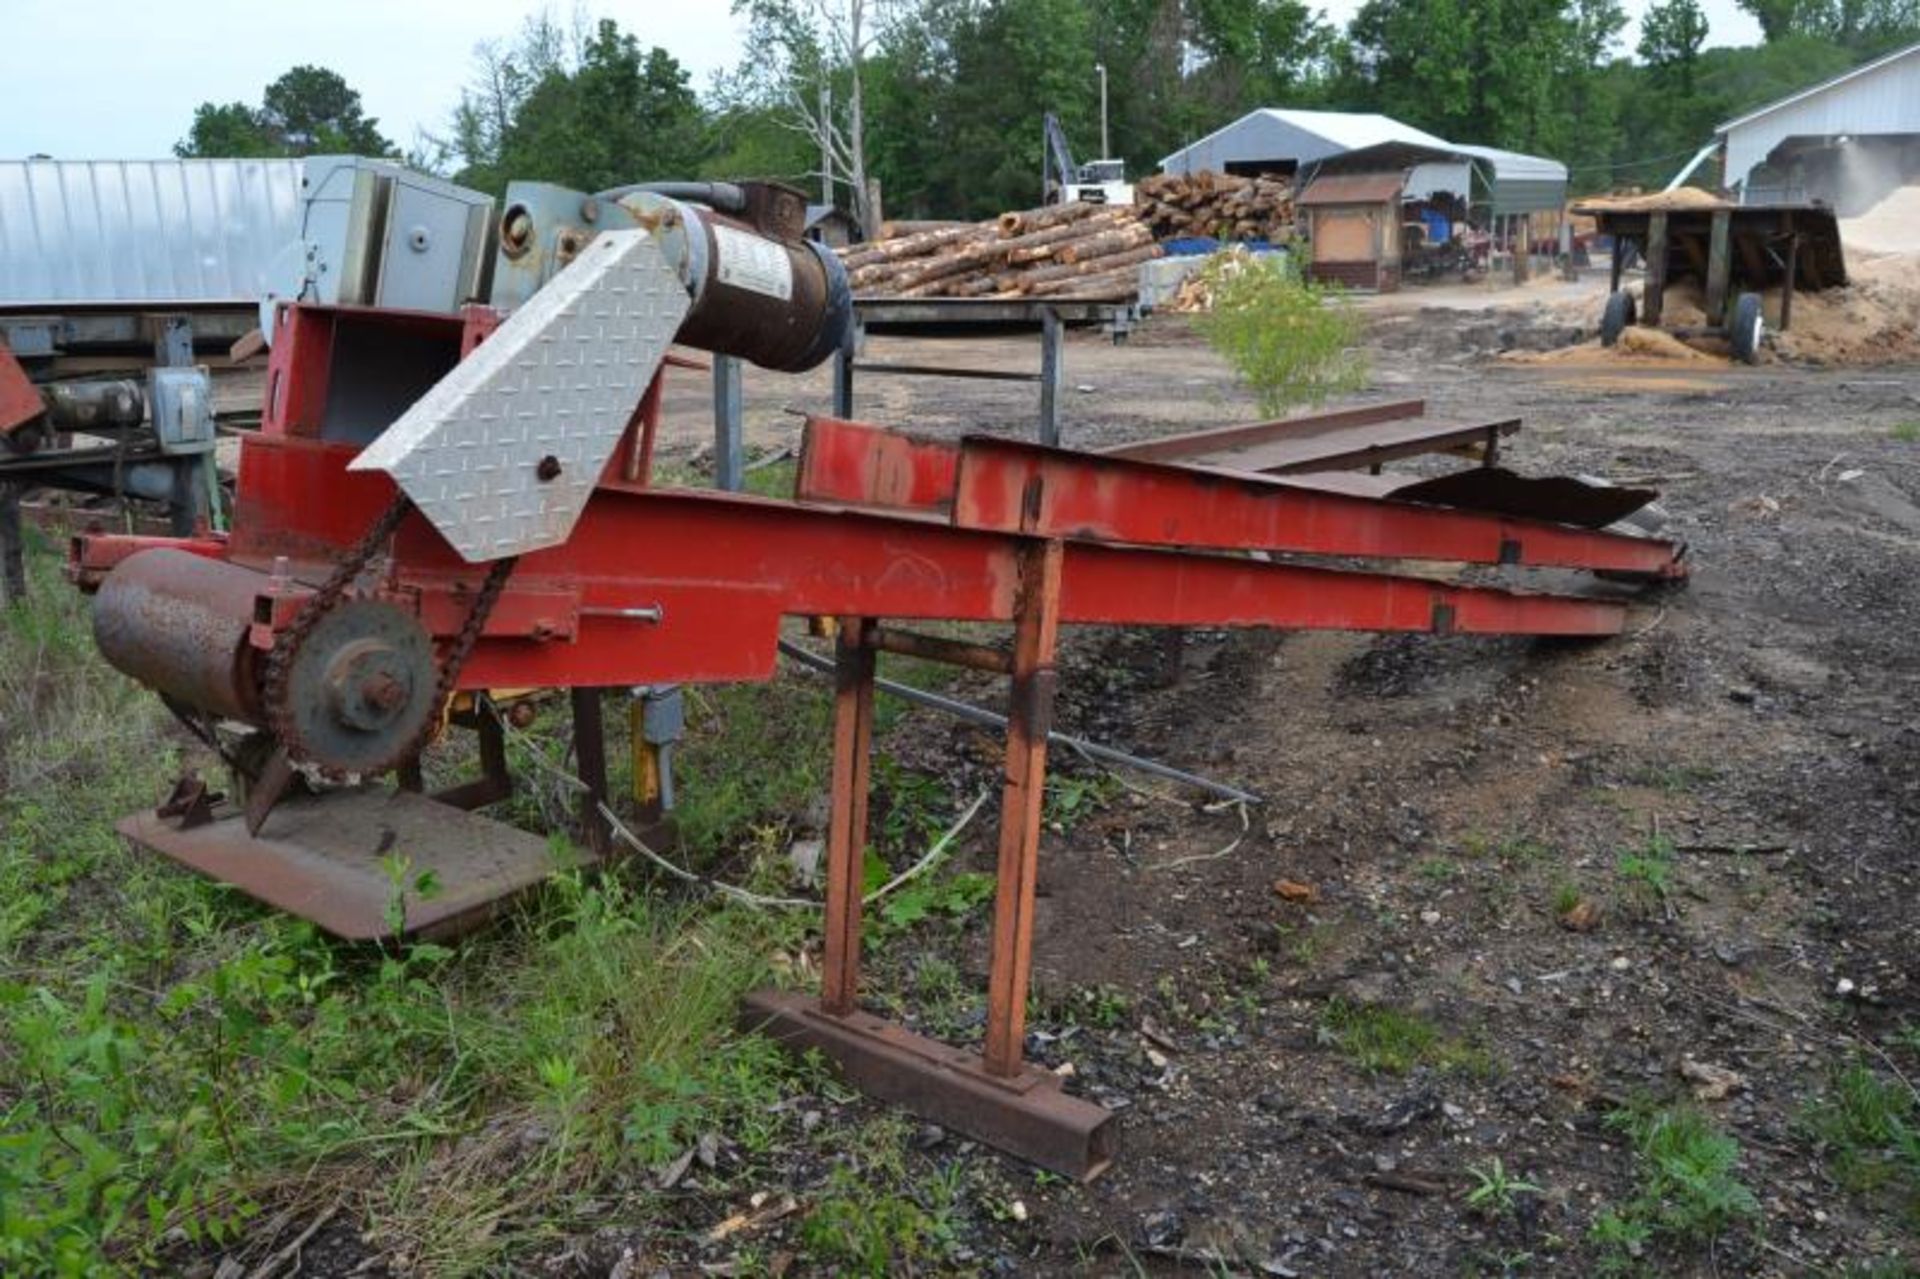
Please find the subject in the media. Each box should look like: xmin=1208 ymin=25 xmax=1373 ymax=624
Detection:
xmin=1890 ymin=421 xmax=1920 ymax=443
xmin=0 ymin=542 xmax=840 ymax=1273
xmin=1616 ymin=835 xmax=1676 ymax=912
xmin=1803 ymin=1061 xmax=1920 ymax=1219
xmin=1464 ymin=1157 xmax=1541 ymax=1218
xmin=1319 ymin=1000 xmax=1490 ymax=1076
xmin=1591 ymin=1102 xmax=1757 ymax=1272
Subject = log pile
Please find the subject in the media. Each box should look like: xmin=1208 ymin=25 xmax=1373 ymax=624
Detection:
xmin=837 ymin=202 xmax=1159 ymax=301
xmin=1135 ymin=171 xmax=1295 ymax=242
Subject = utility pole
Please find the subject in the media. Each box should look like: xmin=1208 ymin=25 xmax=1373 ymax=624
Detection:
xmin=820 ymin=79 xmax=834 ymax=206
xmin=1095 ymin=63 xmax=1109 ymax=158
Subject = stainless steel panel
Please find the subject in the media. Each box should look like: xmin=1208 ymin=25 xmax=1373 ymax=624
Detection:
xmin=351 ymin=228 xmax=692 ymax=562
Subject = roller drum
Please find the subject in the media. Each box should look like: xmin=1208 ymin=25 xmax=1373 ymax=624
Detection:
xmin=93 ymin=549 xmax=267 ymax=724
xmin=673 ymin=202 xmax=852 ymax=374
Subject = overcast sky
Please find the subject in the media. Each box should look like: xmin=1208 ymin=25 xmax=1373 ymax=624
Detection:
xmin=1 ymin=0 xmax=1763 ymax=161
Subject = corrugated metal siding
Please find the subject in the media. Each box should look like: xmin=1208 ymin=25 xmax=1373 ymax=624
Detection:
xmin=1724 ymin=50 xmax=1920 ymax=189
xmin=0 ymin=159 xmax=303 ymax=306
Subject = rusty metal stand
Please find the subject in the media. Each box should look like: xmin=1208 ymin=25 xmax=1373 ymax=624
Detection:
xmin=744 ymin=540 xmax=1115 ymax=1181
xmin=0 ymin=481 xmax=23 ymax=605
xmin=821 ymin=618 xmax=878 ymax=1014
xmin=983 ymin=540 xmax=1061 ymax=1077
xmin=571 ymin=687 xmax=611 ymax=856
xmin=434 ymin=704 xmax=512 ymax=811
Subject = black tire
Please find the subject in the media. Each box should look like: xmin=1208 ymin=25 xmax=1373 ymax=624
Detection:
xmin=1600 ymin=290 xmax=1637 ymax=347
xmin=1729 ymin=292 xmax=1764 ymax=365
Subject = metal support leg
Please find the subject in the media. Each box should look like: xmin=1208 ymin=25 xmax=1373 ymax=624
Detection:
xmin=1038 ymin=308 xmax=1063 ymax=448
xmin=167 ymin=456 xmax=204 ymax=538
xmin=0 ymin=482 xmax=23 ymax=605
xmin=1644 ymin=212 xmax=1669 ymax=328
xmin=832 ymin=321 xmax=858 ymax=419
xmin=713 ymin=355 xmax=744 ymax=492
xmin=983 ymin=539 xmax=1064 ymax=1077
xmin=1705 ymin=209 xmax=1733 ymax=326
xmin=571 ymin=687 xmax=611 ymax=855
xmin=1780 ymin=230 xmax=1800 ymax=332
xmin=821 ymin=618 xmax=878 ymax=1016
xmin=434 ymin=703 xmax=513 ymax=811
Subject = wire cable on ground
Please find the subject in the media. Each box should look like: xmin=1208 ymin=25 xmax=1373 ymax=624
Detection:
xmin=485 ymin=699 xmax=989 ymax=912
xmin=775 ymin=639 xmax=1263 ymax=806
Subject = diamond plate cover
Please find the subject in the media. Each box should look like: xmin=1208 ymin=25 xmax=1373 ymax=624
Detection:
xmin=351 ymin=228 xmax=691 ymax=562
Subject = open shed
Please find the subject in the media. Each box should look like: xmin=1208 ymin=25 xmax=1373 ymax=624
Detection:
xmin=1718 ymin=39 xmax=1920 ymax=213
xmin=1160 ymin=109 xmax=1468 ymax=200
xmin=1298 ymin=171 xmax=1408 ymax=291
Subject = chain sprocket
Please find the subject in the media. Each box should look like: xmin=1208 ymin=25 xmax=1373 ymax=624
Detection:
xmin=259 ymin=493 xmax=517 ymax=778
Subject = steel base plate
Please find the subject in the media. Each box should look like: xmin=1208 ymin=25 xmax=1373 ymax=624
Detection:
xmin=741 ymin=989 xmax=1116 ymax=1181
xmin=120 ymin=788 xmax=597 ymax=940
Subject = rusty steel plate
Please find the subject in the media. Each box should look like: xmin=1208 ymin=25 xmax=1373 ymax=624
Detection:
xmin=741 ymin=989 xmax=1117 ymax=1181
xmin=120 ymin=788 xmax=597 ymax=940
xmin=1386 ymin=468 xmax=1659 ymax=529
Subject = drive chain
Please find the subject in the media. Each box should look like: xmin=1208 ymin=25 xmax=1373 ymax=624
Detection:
xmin=260 ymin=492 xmax=517 ymax=778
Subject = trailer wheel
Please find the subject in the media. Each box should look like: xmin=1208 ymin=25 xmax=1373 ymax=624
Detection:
xmin=1600 ymin=290 xmax=1636 ymax=347
xmin=1729 ymin=292 xmax=1764 ymax=365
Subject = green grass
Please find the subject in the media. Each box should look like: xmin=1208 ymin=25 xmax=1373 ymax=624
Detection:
xmin=1803 ymin=1061 xmax=1920 ymax=1221
xmin=1591 ymin=1102 xmax=1758 ymax=1272
xmin=1318 ymin=1000 xmax=1491 ymax=1076
xmin=1615 ymin=835 xmax=1676 ymax=911
xmin=0 ymin=538 xmax=998 ymax=1275
xmin=1890 ymin=421 xmax=1920 ymax=444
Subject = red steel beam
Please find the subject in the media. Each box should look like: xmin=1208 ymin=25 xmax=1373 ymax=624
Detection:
xmin=77 ymin=433 xmax=1629 ymax=697
xmin=797 ymin=418 xmax=1684 ymax=579
xmin=953 ymin=436 xmax=1685 ymax=579
xmin=1097 ymin=398 xmax=1426 ymax=464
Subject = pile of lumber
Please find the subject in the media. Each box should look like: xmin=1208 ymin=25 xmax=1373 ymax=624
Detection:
xmin=1136 ymin=171 xmax=1295 ymax=242
xmin=837 ymin=202 xmax=1160 ymax=301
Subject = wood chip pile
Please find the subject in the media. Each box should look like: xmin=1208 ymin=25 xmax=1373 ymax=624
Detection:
xmin=838 ymin=202 xmax=1161 ymax=301
xmin=1135 ymin=171 xmax=1295 ymax=242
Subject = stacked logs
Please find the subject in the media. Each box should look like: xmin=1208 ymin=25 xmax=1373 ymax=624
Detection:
xmin=837 ymin=202 xmax=1160 ymax=301
xmin=1135 ymin=171 xmax=1295 ymax=242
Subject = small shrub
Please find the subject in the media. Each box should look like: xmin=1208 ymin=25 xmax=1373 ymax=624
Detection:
xmin=1193 ymin=250 xmax=1368 ymax=416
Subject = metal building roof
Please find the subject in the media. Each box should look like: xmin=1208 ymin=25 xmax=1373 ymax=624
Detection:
xmin=1450 ymin=144 xmax=1570 ymax=214
xmin=1160 ymin=109 xmax=1457 ymax=174
xmin=0 ymin=158 xmax=304 ymax=307
xmin=1299 ymin=172 xmax=1408 ymax=205
xmin=1717 ymin=39 xmax=1920 ymax=134
xmin=1712 ymin=40 xmax=1920 ymax=192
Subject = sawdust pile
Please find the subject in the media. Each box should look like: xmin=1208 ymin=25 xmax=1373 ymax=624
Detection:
xmin=1573 ymin=187 xmax=1731 ymax=213
xmin=1504 ymin=324 xmax=1719 ymax=367
xmin=1840 ymin=184 xmax=1920 ymax=255
xmin=1771 ymin=250 xmax=1920 ymax=364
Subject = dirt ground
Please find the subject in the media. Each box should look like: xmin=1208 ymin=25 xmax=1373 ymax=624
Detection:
xmin=634 ymin=289 xmax=1920 ymax=1276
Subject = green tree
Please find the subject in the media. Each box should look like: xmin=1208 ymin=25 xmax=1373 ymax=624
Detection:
xmin=447 ymin=17 xmax=707 ymax=196
xmin=1739 ymin=0 xmax=1920 ymax=48
xmin=176 ymin=66 xmax=392 ymax=158
xmin=1640 ymin=0 xmax=1709 ymax=92
xmin=727 ymin=0 xmax=916 ymax=231
xmin=1342 ymin=0 xmax=1610 ymax=157
xmin=1737 ymin=0 xmax=1821 ymax=38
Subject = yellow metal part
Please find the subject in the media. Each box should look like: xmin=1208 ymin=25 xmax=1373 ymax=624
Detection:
xmin=629 ymin=697 xmax=664 ymax=808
